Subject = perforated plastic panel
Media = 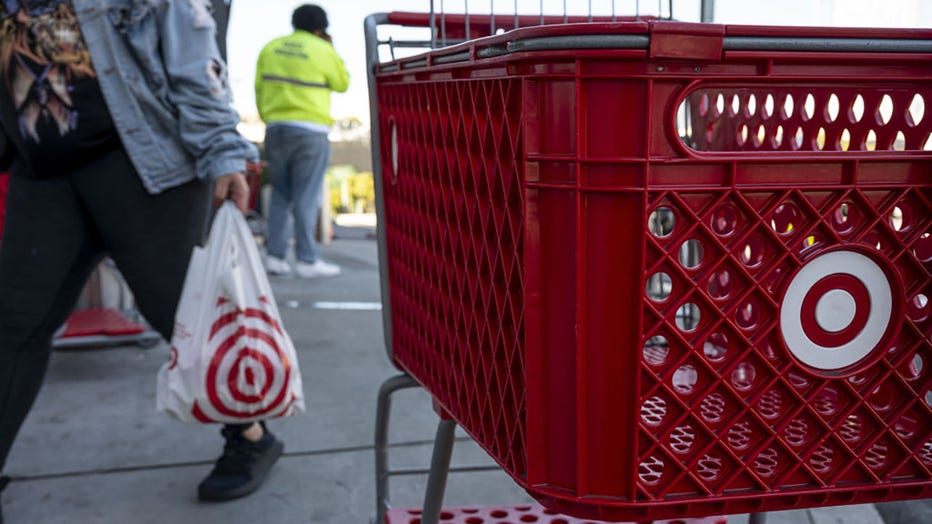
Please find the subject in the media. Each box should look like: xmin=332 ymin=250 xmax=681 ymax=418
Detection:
xmin=385 ymin=505 xmax=726 ymax=524
xmin=381 ymin=77 xmax=527 ymax=476
xmin=685 ymin=85 xmax=931 ymax=152
xmin=637 ymin=186 xmax=929 ymax=498
xmin=375 ymin=20 xmax=932 ymax=522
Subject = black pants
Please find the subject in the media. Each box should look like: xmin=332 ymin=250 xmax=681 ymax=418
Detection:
xmin=0 ymin=148 xmax=245 ymax=471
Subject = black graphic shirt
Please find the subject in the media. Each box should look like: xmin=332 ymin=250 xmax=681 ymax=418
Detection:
xmin=0 ymin=0 xmax=120 ymax=176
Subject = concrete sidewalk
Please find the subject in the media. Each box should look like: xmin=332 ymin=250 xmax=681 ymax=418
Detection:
xmin=0 ymin=232 xmax=912 ymax=523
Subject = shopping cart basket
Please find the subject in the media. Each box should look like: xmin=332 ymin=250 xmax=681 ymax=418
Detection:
xmin=367 ymin=8 xmax=932 ymax=523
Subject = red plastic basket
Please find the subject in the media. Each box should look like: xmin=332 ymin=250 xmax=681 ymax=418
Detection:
xmin=385 ymin=505 xmax=726 ymax=524
xmin=245 ymin=162 xmax=265 ymax=213
xmin=374 ymin=19 xmax=932 ymax=522
xmin=56 ymin=308 xmax=147 ymax=339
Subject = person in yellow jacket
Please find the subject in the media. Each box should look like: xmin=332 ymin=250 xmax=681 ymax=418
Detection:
xmin=255 ymin=4 xmax=349 ymax=278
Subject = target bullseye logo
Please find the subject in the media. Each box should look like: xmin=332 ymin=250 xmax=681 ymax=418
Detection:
xmin=192 ymin=298 xmax=297 ymax=422
xmin=780 ymin=249 xmax=900 ymax=373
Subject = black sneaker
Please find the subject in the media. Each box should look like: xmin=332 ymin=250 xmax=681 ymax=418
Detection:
xmin=198 ymin=423 xmax=284 ymax=501
xmin=1 ymin=475 xmax=9 ymax=524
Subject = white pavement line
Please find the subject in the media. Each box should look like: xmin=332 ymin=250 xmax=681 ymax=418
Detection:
xmin=311 ymin=301 xmax=383 ymax=311
xmin=281 ymin=300 xmax=382 ymax=310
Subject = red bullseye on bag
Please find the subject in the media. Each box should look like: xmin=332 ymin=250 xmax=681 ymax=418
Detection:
xmin=158 ymin=202 xmax=304 ymax=423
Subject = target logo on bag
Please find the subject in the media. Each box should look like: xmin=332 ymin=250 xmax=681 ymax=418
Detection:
xmin=779 ymin=248 xmax=903 ymax=375
xmin=191 ymin=296 xmax=300 ymax=422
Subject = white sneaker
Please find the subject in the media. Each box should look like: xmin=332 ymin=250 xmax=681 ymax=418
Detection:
xmin=265 ymin=256 xmax=291 ymax=275
xmin=295 ymin=259 xmax=341 ymax=278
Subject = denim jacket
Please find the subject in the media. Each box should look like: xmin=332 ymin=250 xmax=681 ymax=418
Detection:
xmin=0 ymin=0 xmax=258 ymax=194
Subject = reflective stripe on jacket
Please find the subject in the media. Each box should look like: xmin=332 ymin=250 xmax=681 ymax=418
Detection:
xmin=255 ymin=30 xmax=350 ymax=126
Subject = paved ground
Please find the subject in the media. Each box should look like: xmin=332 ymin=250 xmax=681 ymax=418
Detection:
xmin=0 ymin=227 xmax=921 ymax=523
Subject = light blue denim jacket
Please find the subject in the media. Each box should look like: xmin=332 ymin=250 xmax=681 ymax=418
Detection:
xmin=68 ymin=0 xmax=258 ymax=194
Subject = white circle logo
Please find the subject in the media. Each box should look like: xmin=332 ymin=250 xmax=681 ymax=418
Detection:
xmin=780 ymin=250 xmax=897 ymax=372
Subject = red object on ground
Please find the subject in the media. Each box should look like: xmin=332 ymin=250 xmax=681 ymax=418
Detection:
xmin=385 ymin=506 xmax=726 ymax=524
xmin=374 ymin=16 xmax=932 ymax=523
xmin=246 ymin=161 xmax=266 ymax=212
xmin=57 ymin=308 xmax=147 ymax=338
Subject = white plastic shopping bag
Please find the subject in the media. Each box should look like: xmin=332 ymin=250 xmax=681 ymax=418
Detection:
xmin=158 ymin=202 xmax=304 ymax=423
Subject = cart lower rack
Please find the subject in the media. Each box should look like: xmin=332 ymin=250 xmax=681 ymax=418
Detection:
xmin=369 ymin=12 xmax=932 ymax=522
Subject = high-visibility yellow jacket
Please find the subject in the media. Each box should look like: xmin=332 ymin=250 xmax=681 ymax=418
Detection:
xmin=254 ymin=30 xmax=350 ymax=126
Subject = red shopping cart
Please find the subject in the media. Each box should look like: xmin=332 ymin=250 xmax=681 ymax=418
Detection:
xmin=367 ymin=6 xmax=932 ymax=524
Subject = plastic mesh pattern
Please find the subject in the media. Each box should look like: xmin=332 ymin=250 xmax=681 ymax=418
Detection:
xmin=385 ymin=505 xmax=727 ymax=524
xmin=379 ymin=78 xmax=527 ymax=476
xmin=684 ymin=85 xmax=932 ymax=152
xmin=374 ymin=19 xmax=932 ymax=522
xmin=639 ymin=185 xmax=932 ymax=498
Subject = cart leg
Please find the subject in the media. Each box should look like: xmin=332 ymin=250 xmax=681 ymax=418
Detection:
xmin=375 ymin=373 xmax=420 ymax=524
xmin=421 ymin=418 xmax=457 ymax=524
xmin=748 ymin=513 xmax=768 ymax=524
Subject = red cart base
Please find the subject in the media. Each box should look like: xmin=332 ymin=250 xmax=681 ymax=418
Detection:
xmin=53 ymin=307 xmax=161 ymax=349
xmin=385 ymin=505 xmax=726 ymax=524
xmin=58 ymin=308 xmax=147 ymax=338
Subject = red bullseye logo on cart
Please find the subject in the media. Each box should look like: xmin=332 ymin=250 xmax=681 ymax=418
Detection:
xmin=779 ymin=248 xmax=903 ymax=376
xmin=191 ymin=297 xmax=298 ymax=422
